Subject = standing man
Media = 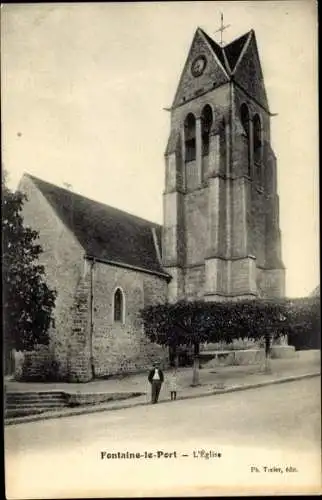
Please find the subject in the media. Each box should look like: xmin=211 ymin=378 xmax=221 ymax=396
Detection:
xmin=148 ymin=362 xmax=164 ymax=404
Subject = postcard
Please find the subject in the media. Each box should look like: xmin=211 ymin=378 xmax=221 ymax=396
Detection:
xmin=2 ymin=1 xmax=320 ymax=498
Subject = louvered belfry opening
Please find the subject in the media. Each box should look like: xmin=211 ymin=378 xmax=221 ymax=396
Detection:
xmin=184 ymin=112 xmax=196 ymax=162
xmin=253 ymin=113 xmax=262 ymax=163
xmin=240 ymin=103 xmax=251 ymax=176
xmin=201 ymin=104 xmax=213 ymax=157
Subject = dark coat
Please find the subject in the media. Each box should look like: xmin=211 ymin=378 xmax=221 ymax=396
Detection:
xmin=148 ymin=368 xmax=164 ymax=383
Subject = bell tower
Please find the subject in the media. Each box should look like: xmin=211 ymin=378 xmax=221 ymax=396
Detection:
xmin=162 ymin=27 xmax=285 ymax=302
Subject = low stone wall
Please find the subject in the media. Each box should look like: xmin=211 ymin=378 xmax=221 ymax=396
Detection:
xmin=13 ymin=346 xmax=61 ymax=382
xmin=201 ymin=349 xmax=265 ymax=367
xmin=201 ymin=345 xmax=297 ymax=367
xmin=270 ymin=345 xmax=296 ymax=359
xmin=201 ymin=339 xmax=261 ymax=352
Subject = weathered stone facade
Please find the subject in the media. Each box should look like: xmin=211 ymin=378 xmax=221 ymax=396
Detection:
xmin=18 ymin=175 xmax=85 ymax=379
xmin=65 ymin=260 xmax=169 ymax=382
xmin=90 ymin=261 xmax=168 ymax=380
xmin=163 ymin=28 xmax=285 ymax=302
xmin=19 ymin=176 xmax=169 ymax=382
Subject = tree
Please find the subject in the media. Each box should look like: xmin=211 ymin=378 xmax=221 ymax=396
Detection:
xmin=2 ymin=175 xmax=56 ymax=368
xmin=141 ymin=301 xmax=213 ymax=386
xmin=284 ymin=296 xmax=320 ymax=350
xmin=140 ymin=299 xmax=289 ymax=385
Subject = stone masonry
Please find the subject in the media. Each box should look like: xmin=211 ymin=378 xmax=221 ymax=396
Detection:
xmin=18 ymin=175 xmax=85 ymax=379
xmin=19 ymin=176 xmax=169 ymax=382
xmin=162 ymin=28 xmax=285 ymax=302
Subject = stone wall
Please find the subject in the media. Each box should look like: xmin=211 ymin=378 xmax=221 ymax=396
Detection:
xmin=257 ymin=268 xmax=285 ymax=299
xmin=201 ymin=349 xmax=266 ymax=367
xmin=185 ymin=265 xmax=205 ymax=299
xmin=162 ymin=30 xmax=285 ymax=302
xmin=12 ymin=261 xmax=169 ymax=382
xmin=184 ymin=188 xmax=208 ymax=266
xmin=17 ymin=176 xmax=170 ymax=381
xmin=172 ymin=30 xmax=229 ymax=109
xmin=13 ymin=346 xmax=60 ymax=382
xmin=18 ymin=175 xmax=84 ymax=379
xmin=247 ymin=185 xmax=266 ymax=267
xmin=231 ymin=178 xmax=248 ymax=258
xmin=91 ymin=261 xmax=168 ymax=377
xmin=67 ymin=273 xmax=92 ymax=382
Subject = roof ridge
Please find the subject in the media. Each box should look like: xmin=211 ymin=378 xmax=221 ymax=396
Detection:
xmin=198 ymin=27 xmax=228 ymax=74
xmin=222 ymin=30 xmax=253 ymax=73
xmin=223 ymin=29 xmax=253 ymax=49
xmin=230 ymin=30 xmax=253 ymax=75
xmin=198 ymin=28 xmax=254 ymax=75
xmin=198 ymin=27 xmax=220 ymax=48
xmin=25 ymin=173 xmax=162 ymax=228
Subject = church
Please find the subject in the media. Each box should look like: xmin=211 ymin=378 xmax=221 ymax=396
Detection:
xmin=18 ymin=27 xmax=285 ymax=382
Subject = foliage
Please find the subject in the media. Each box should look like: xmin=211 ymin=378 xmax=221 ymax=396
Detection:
xmin=141 ymin=299 xmax=289 ymax=384
xmin=140 ymin=299 xmax=289 ymax=349
xmin=2 ymin=176 xmax=57 ymax=352
xmin=284 ymin=296 xmax=320 ymax=350
xmin=285 ymin=296 xmax=320 ymax=325
xmin=141 ymin=295 xmax=321 ymax=362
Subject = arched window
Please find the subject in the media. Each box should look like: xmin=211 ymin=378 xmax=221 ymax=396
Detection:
xmin=253 ymin=113 xmax=262 ymax=164
xmin=113 ymin=288 xmax=125 ymax=323
xmin=184 ymin=113 xmax=196 ymax=162
xmin=201 ymin=105 xmax=213 ymax=156
xmin=240 ymin=103 xmax=251 ymax=176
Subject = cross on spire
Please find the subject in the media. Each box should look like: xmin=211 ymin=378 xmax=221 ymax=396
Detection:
xmin=214 ymin=13 xmax=231 ymax=46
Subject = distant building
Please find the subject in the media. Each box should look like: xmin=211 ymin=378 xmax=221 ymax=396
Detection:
xmin=19 ymin=27 xmax=285 ymax=381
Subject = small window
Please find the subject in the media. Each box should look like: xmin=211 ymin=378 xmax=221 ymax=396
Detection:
xmin=113 ymin=288 xmax=125 ymax=323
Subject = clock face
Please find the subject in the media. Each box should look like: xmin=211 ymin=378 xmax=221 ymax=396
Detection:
xmin=191 ymin=55 xmax=207 ymax=77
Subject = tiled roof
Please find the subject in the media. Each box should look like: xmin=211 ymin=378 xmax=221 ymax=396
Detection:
xmin=26 ymin=175 xmax=168 ymax=278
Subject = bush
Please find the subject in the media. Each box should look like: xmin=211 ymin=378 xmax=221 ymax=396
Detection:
xmin=288 ymin=327 xmax=320 ymax=350
xmin=286 ymin=297 xmax=320 ymax=350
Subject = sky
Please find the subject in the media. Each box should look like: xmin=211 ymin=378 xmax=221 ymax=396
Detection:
xmin=1 ymin=1 xmax=319 ymax=298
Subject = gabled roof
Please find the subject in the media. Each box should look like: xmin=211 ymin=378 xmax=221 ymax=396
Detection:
xmin=26 ymin=174 xmax=169 ymax=279
xmin=196 ymin=28 xmax=269 ymax=110
xmin=171 ymin=28 xmax=262 ymax=110
xmin=199 ymin=28 xmax=226 ymax=69
xmin=199 ymin=28 xmax=252 ymax=75
xmin=223 ymin=31 xmax=252 ymax=72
